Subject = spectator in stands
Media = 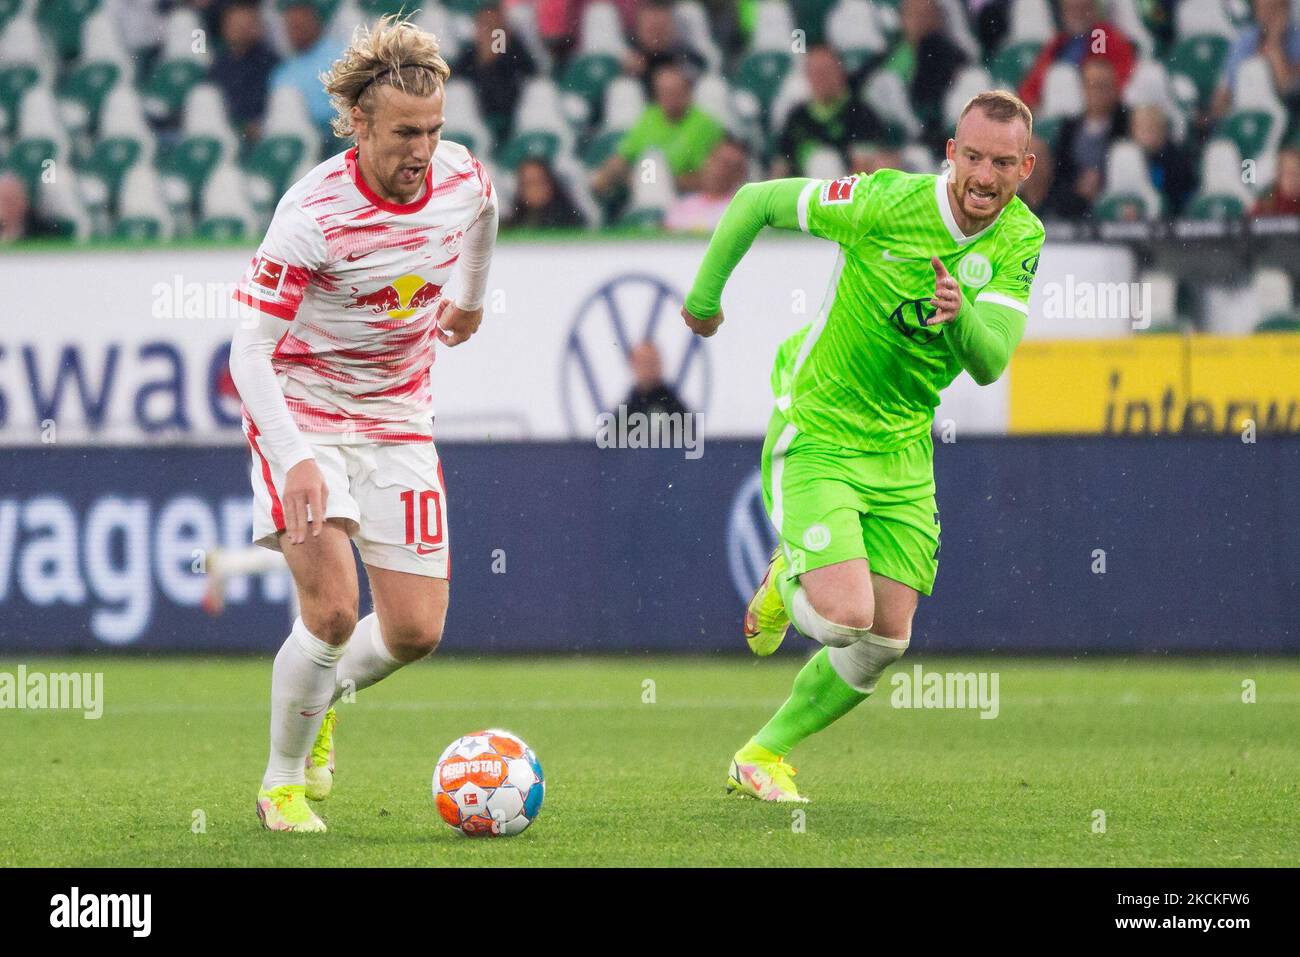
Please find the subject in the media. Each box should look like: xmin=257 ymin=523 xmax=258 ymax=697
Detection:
xmin=965 ymin=0 xmax=1011 ymax=59
xmin=454 ymin=2 xmax=537 ymax=149
xmin=623 ymin=0 xmax=707 ymax=94
xmin=1017 ymin=133 xmax=1082 ymax=218
xmin=0 ymin=172 xmax=30 ymax=242
xmin=210 ymin=0 xmax=280 ymax=145
xmin=114 ymin=0 xmax=167 ymax=82
xmin=770 ymin=45 xmax=887 ymax=178
xmin=1252 ymin=145 xmax=1300 ymax=216
xmin=505 ymin=158 xmax=585 ymax=229
xmin=269 ymin=0 xmax=343 ymax=144
xmin=622 ymin=341 xmax=688 ymax=418
xmin=1053 ymin=58 xmax=1128 ymax=217
xmin=1211 ymin=0 xmax=1300 ymax=120
xmin=591 ymin=62 xmax=725 ymax=195
xmin=665 ymin=137 xmax=750 ymax=233
xmin=1018 ymin=0 xmax=1137 ymax=109
xmin=1130 ymin=105 xmax=1196 ymax=216
xmin=882 ymin=0 xmax=967 ymax=156
xmin=536 ymin=0 xmax=639 ymax=66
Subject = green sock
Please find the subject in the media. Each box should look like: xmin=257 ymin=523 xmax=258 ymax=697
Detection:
xmin=753 ymin=647 xmax=868 ymax=757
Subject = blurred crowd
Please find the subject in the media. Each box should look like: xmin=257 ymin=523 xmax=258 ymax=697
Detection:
xmin=2 ymin=0 xmax=1299 ymax=242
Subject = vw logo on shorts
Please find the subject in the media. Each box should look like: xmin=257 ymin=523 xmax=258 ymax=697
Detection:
xmin=560 ymin=274 xmax=711 ymax=437
xmin=727 ymin=469 xmax=778 ymax=604
xmin=957 ymin=253 xmax=992 ymax=288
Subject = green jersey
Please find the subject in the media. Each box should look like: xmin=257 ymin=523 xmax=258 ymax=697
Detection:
xmin=686 ymin=169 xmax=1046 ymax=452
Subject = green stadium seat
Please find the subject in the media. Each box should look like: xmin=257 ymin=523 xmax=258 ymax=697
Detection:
xmin=142 ymin=59 xmax=206 ymax=119
xmin=582 ymin=128 xmax=625 ymax=169
xmin=1167 ymin=34 xmax=1229 ymax=110
xmin=0 ymin=64 xmax=39 ymax=136
xmin=497 ymin=130 xmax=561 ymax=169
xmin=7 ymin=137 xmax=58 ymax=194
xmin=734 ymin=50 xmax=792 ymax=116
xmin=36 ymin=0 xmax=100 ymax=59
xmin=616 ymin=207 xmax=664 ymax=230
xmin=1033 ymin=116 xmax=1062 ymax=147
xmin=560 ymin=54 xmax=621 ymax=119
xmin=443 ymin=0 xmax=487 ymax=14
xmin=1094 ymin=192 xmax=1154 ymax=221
xmin=158 ymin=135 xmax=224 ymax=201
xmin=790 ymin=0 xmax=837 ymax=46
xmin=1254 ymin=312 xmax=1300 ymax=332
xmin=358 ymin=0 xmax=414 ymax=17
xmin=195 ymin=216 xmax=247 ymax=241
xmin=1217 ymin=111 xmax=1275 ymax=165
xmin=989 ymin=41 xmax=1043 ymax=90
xmin=1184 ymin=193 xmax=1245 ymax=220
xmin=243 ymin=134 xmax=307 ymax=200
xmin=79 ymin=136 xmax=142 ymax=210
xmin=113 ymin=215 xmax=163 ymax=241
xmin=0 ymin=0 xmax=22 ymax=32
xmin=442 ymin=130 xmax=478 ymax=155
xmin=59 ymin=61 xmax=120 ymax=132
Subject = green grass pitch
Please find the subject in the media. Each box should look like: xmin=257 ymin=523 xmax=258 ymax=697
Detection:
xmin=2 ymin=654 xmax=1297 ymax=867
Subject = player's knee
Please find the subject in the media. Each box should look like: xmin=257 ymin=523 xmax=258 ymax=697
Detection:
xmin=810 ymin=595 xmax=874 ymax=633
xmin=304 ymin=603 xmax=358 ymax=645
xmin=384 ymin=621 xmax=443 ymax=660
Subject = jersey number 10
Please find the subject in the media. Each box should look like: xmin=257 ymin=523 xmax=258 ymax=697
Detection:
xmin=400 ymin=489 xmax=444 ymax=546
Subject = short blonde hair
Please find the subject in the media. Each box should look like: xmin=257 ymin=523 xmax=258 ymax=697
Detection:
xmin=957 ymin=90 xmax=1034 ymax=142
xmin=322 ymin=14 xmax=451 ymax=140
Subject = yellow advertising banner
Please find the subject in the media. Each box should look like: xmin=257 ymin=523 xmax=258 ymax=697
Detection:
xmin=1008 ymin=334 xmax=1300 ymax=435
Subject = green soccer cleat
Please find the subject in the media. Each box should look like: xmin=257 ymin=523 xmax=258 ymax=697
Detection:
xmin=726 ymin=741 xmax=809 ymax=803
xmin=743 ymin=546 xmax=791 ymax=656
xmin=256 ymin=785 xmax=327 ymax=832
xmin=304 ymin=708 xmax=337 ymax=802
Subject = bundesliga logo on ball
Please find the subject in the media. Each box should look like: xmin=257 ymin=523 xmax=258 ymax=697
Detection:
xmin=433 ymin=730 xmax=545 ymax=837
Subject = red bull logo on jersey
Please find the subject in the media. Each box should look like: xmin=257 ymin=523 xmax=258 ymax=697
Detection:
xmin=347 ymin=274 xmax=443 ymax=320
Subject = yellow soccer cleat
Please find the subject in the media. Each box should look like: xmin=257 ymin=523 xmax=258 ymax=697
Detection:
xmin=726 ymin=741 xmax=809 ymax=803
xmin=256 ymin=785 xmax=327 ymax=832
xmin=304 ymin=708 xmax=337 ymax=802
xmin=743 ymin=546 xmax=791 ymax=656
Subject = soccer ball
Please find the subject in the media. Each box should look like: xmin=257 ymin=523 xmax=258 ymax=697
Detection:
xmin=433 ymin=729 xmax=544 ymax=837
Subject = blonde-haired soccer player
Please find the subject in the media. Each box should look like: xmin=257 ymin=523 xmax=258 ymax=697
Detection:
xmin=682 ymin=91 xmax=1044 ymax=801
xmin=229 ymin=16 xmax=498 ymax=832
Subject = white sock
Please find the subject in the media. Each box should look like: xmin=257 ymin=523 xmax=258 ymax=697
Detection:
xmin=331 ymin=613 xmax=404 ymax=706
xmin=261 ymin=618 xmax=345 ymax=790
xmin=788 ymin=586 xmax=873 ymax=649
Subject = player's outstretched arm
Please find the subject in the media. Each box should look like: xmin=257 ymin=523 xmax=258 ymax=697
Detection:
xmin=681 ymin=178 xmax=810 ymax=335
xmin=926 ymin=257 xmax=1027 ymax=386
xmin=437 ymin=195 xmax=499 ymax=346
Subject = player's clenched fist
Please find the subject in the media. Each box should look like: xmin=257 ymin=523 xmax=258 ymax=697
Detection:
xmin=682 ymin=305 xmax=724 ymax=337
xmin=282 ymin=458 xmax=330 ymax=546
xmin=435 ymin=299 xmax=483 ymax=346
xmin=927 ymin=256 xmax=962 ymax=326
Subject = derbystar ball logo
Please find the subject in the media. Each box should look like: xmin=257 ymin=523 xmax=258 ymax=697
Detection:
xmin=821 ymin=176 xmax=858 ymax=205
xmin=443 ymin=758 xmax=503 ymax=779
xmin=347 ymin=274 xmax=442 ymax=320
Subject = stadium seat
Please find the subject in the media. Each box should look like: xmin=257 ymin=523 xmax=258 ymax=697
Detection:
xmin=692 ymin=72 xmax=734 ymax=130
xmin=751 ymin=0 xmax=796 ymax=53
xmin=36 ymin=0 xmax=99 ymax=60
xmin=7 ymin=136 xmax=58 ymax=195
xmin=989 ymin=41 xmax=1043 ymax=90
xmin=1167 ymin=34 xmax=1229 ymax=111
xmin=1039 ymin=62 xmax=1084 ymax=119
xmin=560 ymin=53 xmax=621 ymax=126
xmin=1184 ymin=193 xmax=1244 ymax=219
xmin=804 ymin=146 xmax=846 ymax=179
xmin=160 ymin=6 xmax=211 ymax=68
xmin=1123 ymin=59 xmax=1186 ymax=142
xmin=442 ymin=78 xmax=494 ymax=154
xmin=1138 ymin=268 xmax=1179 ymax=328
xmin=200 ymin=162 xmax=258 ymax=238
xmin=603 ymin=76 xmax=646 ymax=131
xmin=496 ymin=129 xmax=562 ymax=170
xmin=58 ymin=61 xmax=120 ymax=135
xmin=791 ymin=0 xmax=837 ymax=44
xmin=35 ymin=165 xmax=92 ymax=238
xmin=1218 ymin=112 xmax=1278 ymax=180
xmin=583 ymin=127 xmax=626 ymax=169
xmin=142 ymin=58 xmax=206 ymax=122
xmin=1093 ymin=191 xmax=1155 ymax=221
xmin=1110 ymin=0 xmax=1156 ymax=57
xmin=114 ymin=163 xmax=172 ymax=240
xmin=0 ymin=0 xmax=21 ymax=32
xmin=674 ymin=2 xmax=723 ymax=72
xmin=1254 ymin=313 xmax=1300 ymax=331
xmin=734 ymin=50 xmax=792 ymax=118
xmin=182 ymin=83 xmax=241 ymax=160
xmin=1033 ymin=115 xmax=1062 ymax=146
xmin=944 ymin=66 xmax=995 ymax=129
xmin=863 ymin=67 xmax=921 ymax=138
xmin=1226 ymin=56 xmax=1287 ymax=186
xmin=263 ymin=85 xmax=322 ymax=147
xmin=503 ymin=1 xmax=550 ymax=73
xmin=0 ymin=63 xmax=39 ymax=135
xmin=1175 ymin=0 xmax=1237 ymax=41
xmin=769 ymin=63 xmax=812 ymax=135
xmin=243 ymin=134 xmax=309 ymax=211
xmin=78 ymin=135 xmax=142 ymax=212
xmin=17 ymin=85 xmax=70 ymax=155
xmin=97 ymin=84 xmax=155 ymax=163
xmin=359 ymin=0 xmax=411 ymax=18
xmin=79 ymin=8 xmax=132 ymax=69
xmin=158 ymin=135 xmax=225 ymax=209
xmin=579 ymin=2 xmax=628 ymax=56
xmin=1099 ymin=140 xmax=1163 ymax=217
xmin=512 ymin=78 xmax=575 ymax=150
xmin=1196 ymin=138 xmax=1253 ymax=207
xmin=623 ymin=146 xmax=676 ymax=217
xmin=825 ymin=0 xmax=888 ymax=74
xmin=1006 ymin=0 xmax=1054 ymax=44
xmin=936 ymin=0 xmax=981 ymax=61
xmin=1252 ymin=267 xmax=1294 ymax=321
xmin=415 ymin=4 xmax=464 ymax=66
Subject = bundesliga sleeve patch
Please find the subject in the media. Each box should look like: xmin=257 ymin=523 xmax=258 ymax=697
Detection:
xmin=820 ymin=175 xmax=859 ymax=205
xmin=250 ymin=254 xmax=288 ymax=298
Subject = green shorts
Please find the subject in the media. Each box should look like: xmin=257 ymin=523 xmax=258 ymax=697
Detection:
xmin=760 ymin=409 xmax=941 ymax=596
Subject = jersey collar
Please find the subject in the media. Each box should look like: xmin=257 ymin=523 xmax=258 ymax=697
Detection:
xmin=346 ymin=146 xmax=434 ymax=214
xmin=935 ymin=170 xmax=1003 ymax=245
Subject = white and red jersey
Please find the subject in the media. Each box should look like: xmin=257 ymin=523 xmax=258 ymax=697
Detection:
xmin=234 ymin=141 xmax=494 ymax=444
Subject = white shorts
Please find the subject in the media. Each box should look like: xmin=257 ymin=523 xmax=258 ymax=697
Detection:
xmin=247 ymin=436 xmax=450 ymax=579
